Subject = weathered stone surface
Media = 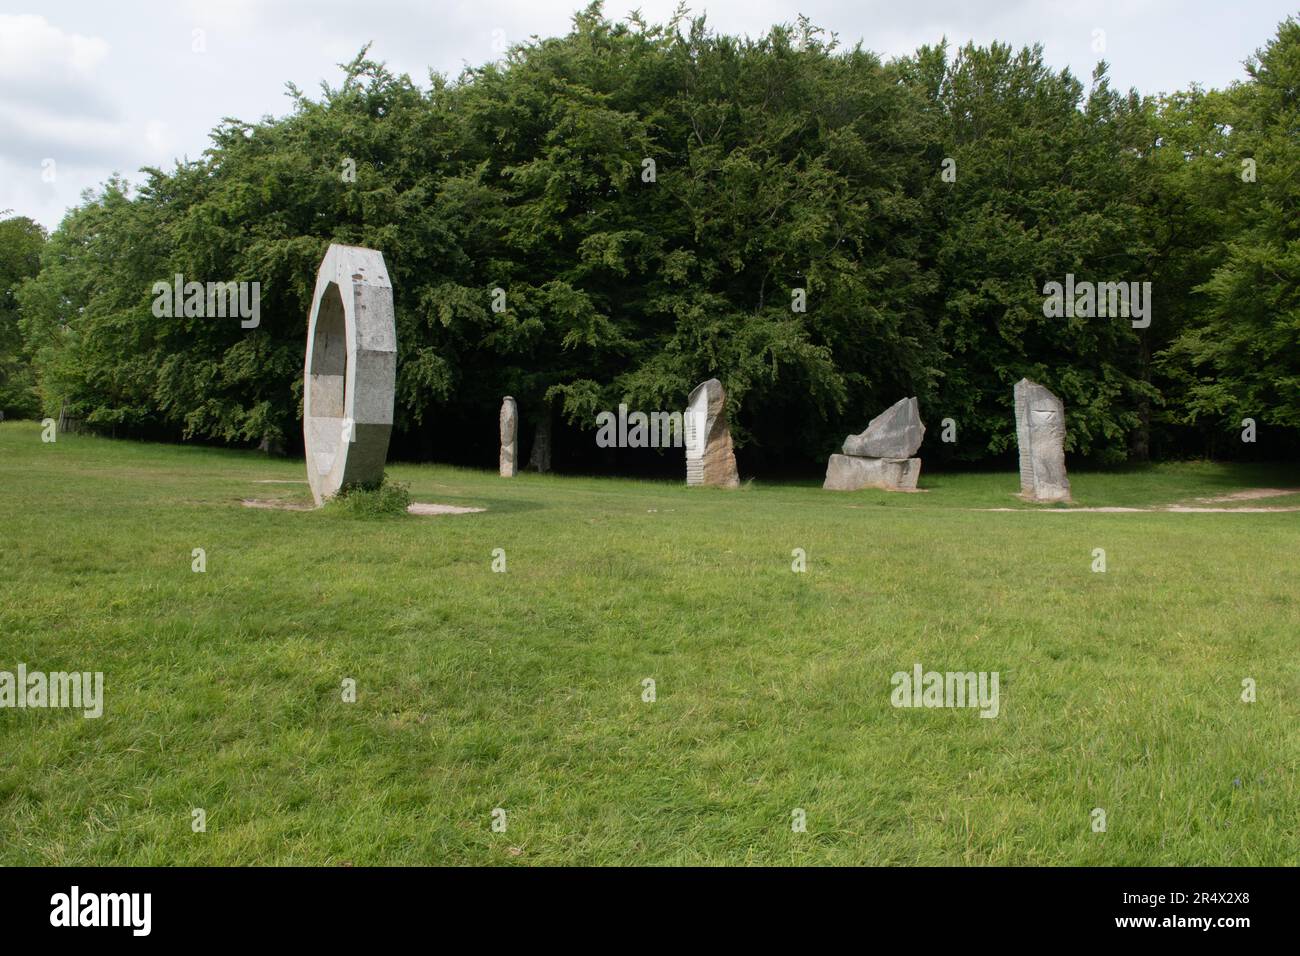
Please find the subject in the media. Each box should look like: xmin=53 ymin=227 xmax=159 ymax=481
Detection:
xmin=684 ymin=378 xmax=739 ymax=488
xmin=499 ymin=396 xmax=518 ymax=477
xmin=843 ymin=397 xmax=925 ymax=458
xmin=822 ymin=454 xmax=921 ymax=492
xmin=1014 ymin=378 xmax=1071 ymax=502
xmin=303 ymin=244 xmax=396 ymax=507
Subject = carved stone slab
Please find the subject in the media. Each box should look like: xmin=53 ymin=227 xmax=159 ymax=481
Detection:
xmin=684 ymin=378 xmax=739 ymax=488
xmin=1014 ymin=378 xmax=1071 ymax=502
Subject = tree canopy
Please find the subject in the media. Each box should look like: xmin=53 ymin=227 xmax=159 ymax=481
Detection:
xmin=10 ymin=5 xmax=1299 ymax=468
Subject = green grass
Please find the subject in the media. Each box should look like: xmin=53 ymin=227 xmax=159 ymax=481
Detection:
xmin=0 ymin=420 xmax=1296 ymax=865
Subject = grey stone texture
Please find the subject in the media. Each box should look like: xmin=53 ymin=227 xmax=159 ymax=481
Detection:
xmin=823 ymin=454 xmax=921 ymax=492
xmin=823 ymin=397 xmax=924 ymax=492
xmin=842 ymin=396 xmax=925 ymax=458
xmin=684 ymin=378 xmax=740 ymax=488
xmin=1014 ymin=378 xmax=1071 ymax=502
xmin=303 ymin=244 xmax=396 ymax=507
xmin=499 ymin=396 xmax=518 ymax=477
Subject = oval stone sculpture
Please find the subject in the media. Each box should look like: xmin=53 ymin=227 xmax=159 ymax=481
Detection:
xmin=303 ymin=244 xmax=397 ymax=506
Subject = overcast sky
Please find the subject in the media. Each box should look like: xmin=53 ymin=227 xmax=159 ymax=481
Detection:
xmin=2 ymin=0 xmax=1295 ymax=231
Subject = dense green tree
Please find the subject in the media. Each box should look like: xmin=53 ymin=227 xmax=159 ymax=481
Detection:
xmin=904 ymin=42 xmax=1156 ymax=463
xmin=1163 ymin=17 xmax=1300 ymax=451
xmin=0 ymin=213 xmax=46 ymax=419
xmin=12 ymin=4 xmax=1299 ymax=469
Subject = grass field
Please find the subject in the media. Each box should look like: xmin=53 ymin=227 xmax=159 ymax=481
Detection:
xmin=0 ymin=420 xmax=1296 ymax=865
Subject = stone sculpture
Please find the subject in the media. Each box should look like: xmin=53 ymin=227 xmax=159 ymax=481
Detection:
xmin=1014 ymin=378 xmax=1070 ymax=502
xmin=823 ymin=454 xmax=921 ymax=492
xmin=303 ymin=244 xmax=396 ymax=507
xmin=500 ymin=396 xmax=518 ymax=477
xmin=823 ymin=397 xmax=924 ymax=492
xmin=684 ymin=378 xmax=740 ymax=488
xmin=842 ymin=396 xmax=924 ymax=458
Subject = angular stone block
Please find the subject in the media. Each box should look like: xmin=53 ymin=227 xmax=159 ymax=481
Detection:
xmin=822 ymin=454 xmax=921 ymax=492
xmin=684 ymin=378 xmax=739 ymax=488
xmin=843 ymin=397 xmax=925 ymax=458
xmin=303 ymin=244 xmax=396 ymax=506
xmin=499 ymin=396 xmax=518 ymax=477
xmin=1014 ymin=378 xmax=1071 ymax=502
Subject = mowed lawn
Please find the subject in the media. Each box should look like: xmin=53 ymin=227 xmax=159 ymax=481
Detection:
xmin=0 ymin=420 xmax=1296 ymax=866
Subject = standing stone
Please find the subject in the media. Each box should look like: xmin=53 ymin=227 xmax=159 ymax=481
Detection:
xmin=1014 ymin=378 xmax=1071 ymax=502
xmin=499 ymin=396 xmax=518 ymax=477
xmin=684 ymin=378 xmax=739 ymax=488
xmin=842 ymin=396 xmax=925 ymax=458
xmin=303 ymin=244 xmax=396 ymax=507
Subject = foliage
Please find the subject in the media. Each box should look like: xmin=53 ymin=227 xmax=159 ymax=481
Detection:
xmin=11 ymin=5 xmax=1300 ymax=467
xmin=326 ymin=473 xmax=412 ymax=518
xmin=0 ymin=213 xmax=46 ymax=418
xmin=1162 ymin=18 xmax=1300 ymax=448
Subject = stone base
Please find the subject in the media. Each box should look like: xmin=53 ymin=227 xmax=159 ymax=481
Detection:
xmin=1019 ymin=486 xmax=1071 ymax=503
xmin=822 ymin=454 xmax=921 ymax=492
xmin=685 ymin=447 xmax=739 ymax=488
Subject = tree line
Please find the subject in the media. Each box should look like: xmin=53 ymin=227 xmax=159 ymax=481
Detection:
xmin=2 ymin=4 xmax=1297 ymax=471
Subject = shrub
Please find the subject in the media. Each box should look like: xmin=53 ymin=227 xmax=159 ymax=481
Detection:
xmin=326 ymin=473 xmax=411 ymax=518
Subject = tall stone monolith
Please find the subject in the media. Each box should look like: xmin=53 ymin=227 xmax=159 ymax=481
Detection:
xmin=1014 ymin=378 xmax=1070 ymax=502
xmin=499 ymin=396 xmax=518 ymax=477
xmin=684 ymin=378 xmax=739 ymax=488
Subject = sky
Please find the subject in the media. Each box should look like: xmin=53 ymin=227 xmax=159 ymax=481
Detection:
xmin=1 ymin=0 xmax=1295 ymax=231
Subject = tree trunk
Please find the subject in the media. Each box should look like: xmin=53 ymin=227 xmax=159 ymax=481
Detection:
xmin=527 ymin=412 xmax=552 ymax=473
xmin=56 ymin=399 xmax=81 ymax=435
xmin=1128 ymin=398 xmax=1151 ymax=462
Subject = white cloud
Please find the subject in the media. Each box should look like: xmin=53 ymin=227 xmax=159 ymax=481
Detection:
xmin=0 ymin=13 xmax=109 ymax=79
xmin=2 ymin=1 xmax=1296 ymax=231
xmin=0 ymin=13 xmax=135 ymax=172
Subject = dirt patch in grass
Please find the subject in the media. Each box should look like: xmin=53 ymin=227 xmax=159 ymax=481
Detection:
xmin=241 ymin=498 xmax=314 ymax=511
xmin=407 ymin=502 xmax=486 ymax=516
xmin=976 ymin=489 xmax=1300 ymax=514
xmin=1194 ymin=487 xmax=1300 ymax=502
xmin=240 ymin=498 xmax=485 ymax=515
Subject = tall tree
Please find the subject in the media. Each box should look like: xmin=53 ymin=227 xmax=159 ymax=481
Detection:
xmin=0 ymin=213 xmax=46 ymax=419
xmin=1165 ymin=17 xmax=1300 ymax=451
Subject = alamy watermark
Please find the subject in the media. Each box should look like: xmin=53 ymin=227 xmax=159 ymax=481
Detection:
xmin=151 ymin=274 xmax=260 ymax=328
xmin=50 ymin=886 xmax=150 ymax=936
xmin=1 ymin=664 xmax=104 ymax=718
xmin=1041 ymin=273 xmax=1150 ymax=328
xmin=595 ymin=403 xmax=696 ymax=448
xmin=890 ymin=663 xmax=999 ymax=718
